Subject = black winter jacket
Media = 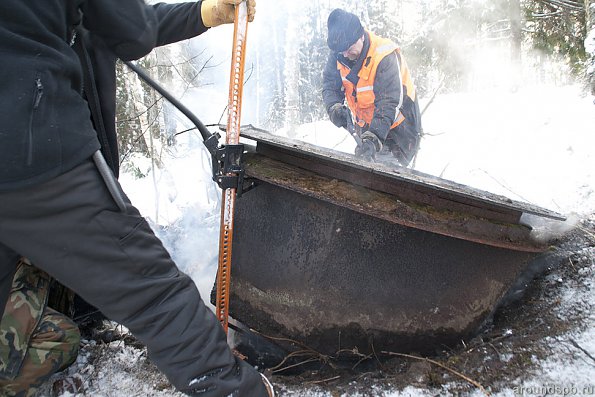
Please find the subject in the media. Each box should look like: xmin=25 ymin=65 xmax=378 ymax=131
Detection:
xmin=0 ymin=0 xmax=158 ymax=190
xmin=80 ymin=2 xmax=208 ymax=177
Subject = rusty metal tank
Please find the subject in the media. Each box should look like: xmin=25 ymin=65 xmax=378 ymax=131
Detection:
xmin=223 ymin=127 xmax=564 ymax=358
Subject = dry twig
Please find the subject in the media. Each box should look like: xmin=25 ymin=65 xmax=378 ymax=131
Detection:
xmin=381 ymin=351 xmax=491 ymax=396
xmin=271 ymin=357 xmax=321 ymax=374
xmin=269 ymin=349 xmax=320 ymax=372
xmin=568 ymin=339 xmax=595 ymax=364
xmin=576 ymin=225 xmax=595 ymax=241
xmin=305 ymin=375 xmax=341 ymax=385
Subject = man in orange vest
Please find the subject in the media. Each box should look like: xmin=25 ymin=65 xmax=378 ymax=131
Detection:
xmin=323 ymin=8 xmax=422 ymax=166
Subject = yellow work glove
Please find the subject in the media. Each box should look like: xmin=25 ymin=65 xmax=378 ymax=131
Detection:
xmin=201 ymin=0 xmax=256 ymax=28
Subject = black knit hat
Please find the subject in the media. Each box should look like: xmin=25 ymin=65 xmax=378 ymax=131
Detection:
xmin=326 ymin=9 xmax=364 ymax=52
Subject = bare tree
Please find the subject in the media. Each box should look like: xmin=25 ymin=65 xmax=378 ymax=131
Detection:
xmin=587 ymin=0 xmax=595 ymax=93
xmin=510 ymin=0 xmax=522 ymax=91
xmin=283 ymin=2 xmax=302 ymax=136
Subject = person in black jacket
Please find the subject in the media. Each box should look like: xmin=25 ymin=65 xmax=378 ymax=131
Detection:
xmin=322 ymin=9 xmax=422 ymax=166
xmin=0 ymin=1 xmax=273 ymax=397
xmin=84 ymin=0 xmax=256 ymax=177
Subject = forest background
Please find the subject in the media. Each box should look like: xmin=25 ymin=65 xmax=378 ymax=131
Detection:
xmin=114 ymin=0 xmax=595 ymax=179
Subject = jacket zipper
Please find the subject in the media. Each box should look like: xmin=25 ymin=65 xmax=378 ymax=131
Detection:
xmin=27 ymin=77 xmax=43 ymax=166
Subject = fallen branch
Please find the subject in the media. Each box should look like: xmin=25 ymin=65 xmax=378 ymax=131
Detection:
xmin=568 ymin=339 xmax=595 ymax=364
xmin=421 ymin=75 xmax=446 ymax=116
xmin=251 ymin=329 xmax=318 ymax=352
xmin=576 ymin=225 xmax=595 ymax=242
xmin=420 ymin=131 xmax=446 ymax=137
xmin=305 ymin=375 xmax=341 ymax=385
xmin=335 ymin=348 xmax=367 ymax=358
xmin=381 ymin=351 xmax=491 ymax=396
xmin=488 ymin=343 xmax=501 ymax=358
xmin=269 ymin=349 xmax=322 ymax=372
xmin=466 ymin=332 xmax=513 ymax=354
xmin=352 ymin=353 xmax=374 ymax=370
xmin=271 ymin=357 xmax=321 ymax=374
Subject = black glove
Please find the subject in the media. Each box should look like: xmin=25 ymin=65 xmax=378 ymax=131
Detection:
xmin=354 ymin=131 xmax=383 ymax=161
xmin=354 ymin=123 xmax=367 ymax=138
xmin=328 ymin=103 xmax=350 ymax=129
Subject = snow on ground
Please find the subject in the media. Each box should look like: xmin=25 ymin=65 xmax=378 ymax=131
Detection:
xmin=38 ymin=84 xmax=595 ymax=396
xmin=285 ymin=84 xmax=595 ymax=218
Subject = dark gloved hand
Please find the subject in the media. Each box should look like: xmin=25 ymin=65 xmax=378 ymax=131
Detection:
xmin=201 ymin=0 xmax=256 ymax=28
xmin=354 ymin=123 xmax=366 ymax=137
xmin=328 ymin=103 xmax=350 ymax=129
xmin=354 ymin=131 xmax=383 ymax=161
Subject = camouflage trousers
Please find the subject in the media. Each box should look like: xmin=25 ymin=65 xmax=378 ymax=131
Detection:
xmin=0 ymin=259 xmax=80 ymax=397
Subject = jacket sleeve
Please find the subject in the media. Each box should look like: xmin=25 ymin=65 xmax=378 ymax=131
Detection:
xmin=152 ymin=2 xmax=209 ymax=47
xmin=80 ymin=0 xmax=159 ymax=61
xmin=322 ymin=53 xmax=345 ymax=113
xmin=369 ymin=53 xmax=401 ymax=141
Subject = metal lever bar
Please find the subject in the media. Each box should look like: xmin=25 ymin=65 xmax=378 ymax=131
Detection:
xmin=215 ymin=0 xmax=249 ymax=333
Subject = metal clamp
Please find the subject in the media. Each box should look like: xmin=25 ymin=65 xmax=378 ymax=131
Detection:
xmin=204 ymin=134 xmax=248 ymax=196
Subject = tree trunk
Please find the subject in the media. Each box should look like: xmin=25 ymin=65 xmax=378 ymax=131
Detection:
xmin=155 ymin=47 xmax=177 ymax=147
xmin=510 ymin=0 xmax=522 ymax=91
xmin=587 ymin=0 xmax=595 ymax=94
xmin=283 ymin=2 xmax=301 ymax=136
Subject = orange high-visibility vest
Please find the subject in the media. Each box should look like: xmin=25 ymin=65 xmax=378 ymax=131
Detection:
xmin=337 ymin=31 xmax=416 ymax=129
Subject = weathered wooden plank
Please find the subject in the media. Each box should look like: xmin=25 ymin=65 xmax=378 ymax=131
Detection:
xmin=239 ymin=127 xmax=565 ymax=223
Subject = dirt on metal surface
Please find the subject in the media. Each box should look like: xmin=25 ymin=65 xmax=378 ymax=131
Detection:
xmin=222 ymin=131 xmax=568 ymax=362
xmin=244 ymin=154 xmax=546 ymax=252
xmin=228 ymin=179 xmax=560 ymax=357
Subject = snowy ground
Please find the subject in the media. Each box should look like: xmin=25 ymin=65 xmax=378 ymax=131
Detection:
xmin=36 ymin=84 xmax=594 ymax=396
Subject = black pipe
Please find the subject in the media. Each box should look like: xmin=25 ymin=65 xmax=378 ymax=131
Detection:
xmin=123 ymin=61 xmax=213 ymax=142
